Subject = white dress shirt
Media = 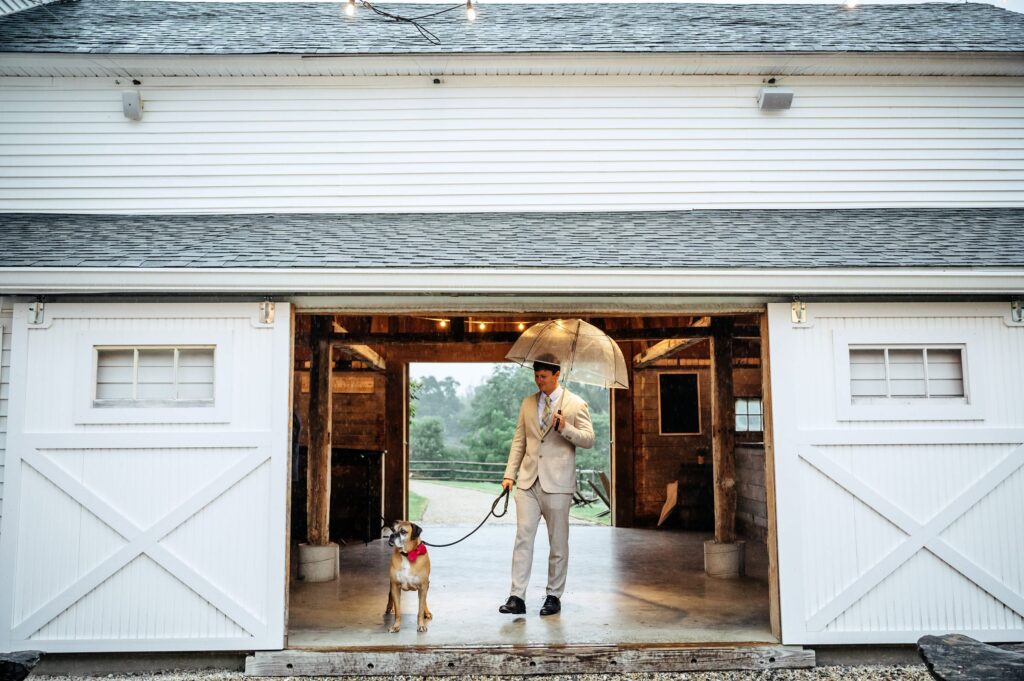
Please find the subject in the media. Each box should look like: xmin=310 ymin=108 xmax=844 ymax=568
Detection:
xmin=536 ymin=386 xmax=563 ymax=428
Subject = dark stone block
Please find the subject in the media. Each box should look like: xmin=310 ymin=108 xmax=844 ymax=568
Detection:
xmin=918 ymin=633 xmax=1024 ymax=681
xmin=1 ymin=651 xmax=42 ymax=681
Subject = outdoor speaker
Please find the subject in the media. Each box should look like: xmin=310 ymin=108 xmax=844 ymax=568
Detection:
xmin=122 ymin=91 xmax=143 ymax=120
xmin=758 ymin=87 xmax=793 ymax=111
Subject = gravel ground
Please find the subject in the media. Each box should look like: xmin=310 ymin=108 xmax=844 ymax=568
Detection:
xmin=31 ymin=667 xmax=934 ymax=681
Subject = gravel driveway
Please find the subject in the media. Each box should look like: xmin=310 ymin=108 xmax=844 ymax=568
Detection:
xmin=32 ymin=667 xmax=933 ymax=681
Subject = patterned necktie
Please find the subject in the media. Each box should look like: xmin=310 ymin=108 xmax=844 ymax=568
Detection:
xmin=541 ymin=394 xmax=553 ymax=430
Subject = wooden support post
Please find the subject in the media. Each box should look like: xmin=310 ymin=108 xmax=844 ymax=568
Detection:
xmin=384 ymin=362 xmax=408 ymax=524
xmin=613 ymin=340 xmax=636 ymax=528
xmin=711 ymin=317 xmax=737 ymax=545
xmin=759 ymin=311 xmax=782 ymax=638
xmin=307 ymin=316 xmax=333 ymax=546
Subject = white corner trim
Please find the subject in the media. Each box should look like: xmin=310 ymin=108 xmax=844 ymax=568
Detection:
xmin=0 ymin=267 xmax=1023 ymax=296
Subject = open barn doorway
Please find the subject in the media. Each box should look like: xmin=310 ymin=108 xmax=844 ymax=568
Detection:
xmin=408 ymin=361 xmax=613 ymax=528
xmin=285 ymin=310 xmax=777 ymax=650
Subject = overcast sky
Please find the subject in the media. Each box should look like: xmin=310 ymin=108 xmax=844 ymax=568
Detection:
xmin=410 ymin=362 xmax=504 ymax=396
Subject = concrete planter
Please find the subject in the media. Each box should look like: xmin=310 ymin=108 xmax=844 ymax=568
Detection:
xmin=704 ymin=539 xmax=746 ymax=578
xmin=298 ymin=542 xmax=339 ymax=582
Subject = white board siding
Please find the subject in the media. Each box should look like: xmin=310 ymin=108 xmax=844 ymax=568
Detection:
xmin=769 ymin=303 xmax=1024 ymax=644
xmin=0 ymin=302 xmax=11 ymax=544
xmin=0 ymin=76 xmax=1022 ymax=213
xmin=0 ymin=303 xmax=290 ymax=652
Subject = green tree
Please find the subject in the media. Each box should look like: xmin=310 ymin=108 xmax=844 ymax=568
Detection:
xmin=410 ymin=416 xmax=447 ymax=462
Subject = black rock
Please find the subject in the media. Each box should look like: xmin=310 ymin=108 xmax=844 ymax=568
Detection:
xmin=918 ymin=633 xmax=1024 ymax=681
xmin=0 ymin=651 xmax=42 ymax=681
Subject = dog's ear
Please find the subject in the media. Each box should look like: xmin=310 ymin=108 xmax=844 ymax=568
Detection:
xmin=411 ymin=523 xmax=422 ymax=540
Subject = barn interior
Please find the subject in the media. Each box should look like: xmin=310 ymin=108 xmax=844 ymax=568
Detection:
xmin=285 ymin=311 xmax=777 ymax=648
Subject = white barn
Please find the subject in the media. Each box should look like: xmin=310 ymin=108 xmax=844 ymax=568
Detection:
xmin=0 ymin=0 xmax=1022 ymax=666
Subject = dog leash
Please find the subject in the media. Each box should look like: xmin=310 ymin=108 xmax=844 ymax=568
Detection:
xmin=420 ymin=488 xmax=511 ymax=548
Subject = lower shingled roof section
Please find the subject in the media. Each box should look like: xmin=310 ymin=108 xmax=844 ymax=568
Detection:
xmin=1 ymin=208 xmax=1022 ymax=269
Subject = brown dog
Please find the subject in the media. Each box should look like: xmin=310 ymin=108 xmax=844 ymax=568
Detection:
xmin=384 ymin=520 xmax=432 ymax=633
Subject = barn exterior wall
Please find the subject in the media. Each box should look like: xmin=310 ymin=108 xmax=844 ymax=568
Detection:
xmin=1 ymin=74 xmax=1022 ymax=214
xmin=0 ymin=298 xmax=11 ymax=543
xmin=769 ymin=301 xmax=1024 ymax=644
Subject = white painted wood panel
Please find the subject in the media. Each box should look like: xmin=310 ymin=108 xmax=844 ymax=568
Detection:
xmin=0 ymin=76 xmax=1021 ymax=213
xmin=769 ymin=302 xmax=1024 ymax=644
xmin=0 ymin=303 xmax=290 ymax=652
xmin=0 ymin=303 xmax=10 ymax=543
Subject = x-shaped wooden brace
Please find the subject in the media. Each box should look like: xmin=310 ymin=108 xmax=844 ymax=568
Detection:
xmin=13 ymin=447 xmax=268 ymax=640
xmin=802 ymin=442 xmax=1024 ymax=632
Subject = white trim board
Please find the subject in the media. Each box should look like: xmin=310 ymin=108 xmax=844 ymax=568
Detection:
xmin=0 ymin=267 xmax=1023 ymax=296
xmin=3 ymin=52 xmax=1024 ymax=78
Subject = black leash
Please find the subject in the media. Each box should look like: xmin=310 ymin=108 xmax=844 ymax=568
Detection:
xmin=421 ymin=488 xmax=511 ymax=548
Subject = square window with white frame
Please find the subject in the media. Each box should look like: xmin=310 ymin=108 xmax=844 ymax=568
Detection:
xmin=95 ymin=346 xmax=215 ymax=407
xmin=848 ymin=345 xmax=965 ymax=403
xmin=735 ymin=397 xmax=763 ymax=432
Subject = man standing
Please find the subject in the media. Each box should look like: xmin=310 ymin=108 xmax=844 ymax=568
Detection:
xmin=498 ymin=354 xmax=595 ymax=616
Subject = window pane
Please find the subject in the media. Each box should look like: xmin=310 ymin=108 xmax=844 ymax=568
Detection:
xmin=137 ymin=381 xmax=175 ymax=400
xmin=750 ymin=398 xmax=763 ymax=416
xmin=735 ymin=398 xmax=748 ymax=416
xmin=178 ymin=348 xmax=214 ymax=367
xmin=749 ymin=415 xmax=763 ymax=431
xmin=927 ymin=349 xmax=964 ymax=398
xmin=96 ymin=349 xmax=134 ymax=400
xmin=736 ymin=414 xmax=748 ymax=431
xmin=178 ymin=381 xmax=214 ymax=400
xmin=888 ymin=349 xmax=926 ymax=396
xmin=850 ymin=349 xmax=887 ymax=397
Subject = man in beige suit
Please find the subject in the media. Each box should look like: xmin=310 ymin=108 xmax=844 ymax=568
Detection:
xmin=498 ymin=355 xmax=595 ymax=616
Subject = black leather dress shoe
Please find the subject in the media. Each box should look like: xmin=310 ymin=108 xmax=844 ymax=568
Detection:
xmin=539 ymin=595 xmax=561 ymax=616
xmin=498 ymin=595 xmax=526 ymax=614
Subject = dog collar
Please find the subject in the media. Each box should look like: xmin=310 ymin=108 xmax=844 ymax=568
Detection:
xmin=403 ymin=543 xmax=427 ymax=563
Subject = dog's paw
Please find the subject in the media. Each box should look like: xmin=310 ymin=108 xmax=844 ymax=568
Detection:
xmin=417 ymin=624 xmax=428 ymax=633
xmin=388 ymin=624 xmax=401 ymax=634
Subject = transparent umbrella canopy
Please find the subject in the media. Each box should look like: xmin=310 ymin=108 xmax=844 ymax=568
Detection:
xmin=505 ymin=318 xmax=629 ymax=390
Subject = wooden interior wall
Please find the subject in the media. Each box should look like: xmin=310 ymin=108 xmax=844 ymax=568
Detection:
xmin=293 ymin=371 xmax=386 ymax=450
xmin=631 ymin=339 xmax=763 ymax=527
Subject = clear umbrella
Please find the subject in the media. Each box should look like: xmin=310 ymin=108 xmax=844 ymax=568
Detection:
xmin=505 ymin=318 xmax=629 ymax=390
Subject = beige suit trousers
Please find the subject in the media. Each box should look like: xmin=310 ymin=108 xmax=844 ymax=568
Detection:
xmin=510 ymin=481 xmax=572 ymax=599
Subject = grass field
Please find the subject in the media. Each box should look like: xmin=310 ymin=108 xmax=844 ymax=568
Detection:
xmin=413 ymin=478 xmax=610 ymax=525
xmin=408 ymin=489 xmax=428 ymax=522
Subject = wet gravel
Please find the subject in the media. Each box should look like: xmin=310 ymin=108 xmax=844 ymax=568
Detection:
xmin=32 ymin=667 xmax=934 ymax=681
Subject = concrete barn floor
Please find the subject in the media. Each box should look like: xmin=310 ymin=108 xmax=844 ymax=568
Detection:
xmin=287 ymin=525 xmax=773 ymax=648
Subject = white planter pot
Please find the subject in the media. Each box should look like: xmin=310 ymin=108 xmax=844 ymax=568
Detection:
xmin=298 ymin=542 xmax=339 ymax=582
xmin=704 ymin=539 xmax=746 ymax=579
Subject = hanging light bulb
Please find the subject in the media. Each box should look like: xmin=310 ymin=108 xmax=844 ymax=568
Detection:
xmin=517 ymin=322 xmax=526 ymax=331
xmin=438 ymin=319 xmax=449 ymax=329
xmin=344 ymin=0 xmax=356 ymax=17
xmin=466 ymin=0 xmax=476 ymax=22
xmin=478 ymin=321 xmax=487 ymax=331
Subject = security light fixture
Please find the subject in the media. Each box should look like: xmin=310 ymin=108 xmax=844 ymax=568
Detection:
xmin=122 ymin=91 xmax=143 ymax=120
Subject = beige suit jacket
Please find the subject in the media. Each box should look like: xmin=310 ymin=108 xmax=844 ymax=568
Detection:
xmin=503 ymin=388 xmax=595 ymax=494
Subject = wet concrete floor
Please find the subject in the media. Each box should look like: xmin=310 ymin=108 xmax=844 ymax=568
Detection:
xmin=287 ymin=525 xmax=773 ymax=648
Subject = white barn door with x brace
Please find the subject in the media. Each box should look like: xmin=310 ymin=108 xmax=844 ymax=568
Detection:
xmin=769 ymin=302 xmax=1024 ymax=645
xmin=0 ymin=302 xmax=290 ymax=652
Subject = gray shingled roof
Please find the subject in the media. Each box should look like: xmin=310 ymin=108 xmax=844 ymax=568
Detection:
xmin=0 ymin=209 xmax=1022 ymax=269
xmin=1 ymin=0 xmax=1023 ymax=54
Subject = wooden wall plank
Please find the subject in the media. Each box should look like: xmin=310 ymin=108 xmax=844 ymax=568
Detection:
xmin=383 ymin=362 xmax=407 ymax=524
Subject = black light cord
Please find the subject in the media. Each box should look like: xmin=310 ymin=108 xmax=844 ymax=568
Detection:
xmin=358 ymin=1 xmax=470 ymax=45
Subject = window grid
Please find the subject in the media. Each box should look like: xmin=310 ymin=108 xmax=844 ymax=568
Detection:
xmin=735 ymin=397 xmax=763 ymax=432
xmin=96 ymin=345 xmax=214 ymax=405
xmin=849 ymin=345 xmax=964 ymax=402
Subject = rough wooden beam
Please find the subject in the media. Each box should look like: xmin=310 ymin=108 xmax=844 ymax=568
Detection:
xmin=335 ymin=343 xmax=386 ymax=372
xmin=613 ymin=340 xmax=636 ymax=528
xmin=306 ymin=315 xmax=333 ymax=546
xmin=711 ymin=317 xmax=737 ymax=545
xmin=633 ymin=337 xmax=708 ymax=370
xmin=383 ymin=362 xmax=408 ymax=524
xmin=245 ymin=645 xmax=814 ymax=676
xmin=759 ymin=311 xmax=782 ymax=640
xmin=330 ymin=326 xmax=716 ymax=345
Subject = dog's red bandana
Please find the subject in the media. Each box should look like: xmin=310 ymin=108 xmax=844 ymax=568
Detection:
xmin=404 ymin=543 xmax=427 ymax=563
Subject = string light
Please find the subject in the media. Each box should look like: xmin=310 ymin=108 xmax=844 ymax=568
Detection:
xmin=439 ymin=319 xmax=449 ymax=329
xmin=518 ymin=322 xmax=526 ymax=331
xmin=466 ymin=0 xmax=477 ymax=22
xmin=478 ymin=322 xmax=487 ymax=331
xmin=345 ymin=0 xmax=477 ymax=45
xmin=344 ymin=0 xmax=356 ymax=17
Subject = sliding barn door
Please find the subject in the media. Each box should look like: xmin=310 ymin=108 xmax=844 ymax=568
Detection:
xmin=769 ymin=302 xmax=1024 ymax=644
xmin=0 ymin=303 xmax=290 ymax=652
